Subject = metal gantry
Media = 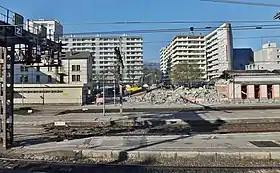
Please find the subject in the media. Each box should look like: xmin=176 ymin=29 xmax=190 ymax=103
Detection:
xmin=0 ymin=6 xmax=63 ymax=149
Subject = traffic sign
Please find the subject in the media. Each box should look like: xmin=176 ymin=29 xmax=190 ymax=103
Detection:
xmin=15 ymin=26 xmax=22 ymax=37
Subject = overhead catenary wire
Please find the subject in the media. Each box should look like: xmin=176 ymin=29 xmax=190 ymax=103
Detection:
xmin=60 ymin=20 xmax=280 ymax=26
xmin=200 ymin=0 xmax=280 ymax=7
xmin=3 ymin=23 xmax=280 ymax=39
xmin=60 ymin=24 xmax=280 ymax=36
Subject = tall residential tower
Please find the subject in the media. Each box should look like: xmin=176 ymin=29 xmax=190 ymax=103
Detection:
xmin=61 ymin=35 xmax=144 ymax=86
xmin=160 ymin=23 xmax=235 ymax=81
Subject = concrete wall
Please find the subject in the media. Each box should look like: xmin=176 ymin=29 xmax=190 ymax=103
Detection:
xmin=14 ymin=84 xmax=87 ymax=105
xmin=218 ymin=74 xmax=280 ymax=100
xmin=247 ymin=85 xmax=254 ymax=99
xmin=228 ymin=83 xmax=241 ymax=99
xmin=226 ymin=83 xmax=280 ymax=100
xmin=274 ymin=84 xmax=280 ymax=98
xmin=260 ymin=85 xmax=267 ymax=99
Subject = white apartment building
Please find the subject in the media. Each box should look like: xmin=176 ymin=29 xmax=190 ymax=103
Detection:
xmin=246 ymin=42 xmax=280 ymax=70
xmin=160 ymin=34 xmax=206 ymax=80
xmin=60 ymin=35 xmax=143 ymax=87
xmin=160 ymin=48 xmax=167 ymax=74
xmin=14 ymin=52 xmax=93 ymax=105
xmin=205 ymin=23 xmax=233 ymax=80
xmin=27 ymin=19 xmax=63 ymax=42
xmin=160 ymin=23 xmax=234 ymax=81
xmin=14 ymin=52 xmax=93 ymax=86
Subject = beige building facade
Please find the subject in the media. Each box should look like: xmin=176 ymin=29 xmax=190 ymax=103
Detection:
xmin=14 ymin=84 xmax=89 ymax=105
xmin=216 ymin=70 xmax=280 ymax=100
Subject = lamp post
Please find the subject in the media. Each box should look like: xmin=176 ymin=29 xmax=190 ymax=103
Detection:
xmin=42 ymin=86 xmax=45 ymax=105
xmin=20 ymin=75 xmax=24 ymax=105
xmin=41 ymin=84 xmax=49 ymax=105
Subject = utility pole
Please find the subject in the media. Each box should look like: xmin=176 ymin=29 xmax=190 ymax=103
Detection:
xmin=102 ymin=72 xmax=105 ymax=116
xmin=119 ymin=37 xmax=123 ymax=116
xmin=113 ymin=79 xmax=116 ymax=106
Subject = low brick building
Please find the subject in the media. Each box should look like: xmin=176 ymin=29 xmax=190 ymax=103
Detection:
xmin=216 ymin=70 xmax=280 ymax=100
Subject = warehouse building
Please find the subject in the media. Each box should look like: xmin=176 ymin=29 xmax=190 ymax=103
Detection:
xmin=14 ymin=84 xmax=89 ymax=105
xmin=14 ymin=52 xmax=93 ymax=105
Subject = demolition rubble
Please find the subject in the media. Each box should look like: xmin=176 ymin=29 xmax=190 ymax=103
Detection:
xmin=126 ymin=87 xmax=228 ymax=105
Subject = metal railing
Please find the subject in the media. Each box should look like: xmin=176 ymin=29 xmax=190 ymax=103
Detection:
xmin=0 ymin=6 xmax=16 ymax=24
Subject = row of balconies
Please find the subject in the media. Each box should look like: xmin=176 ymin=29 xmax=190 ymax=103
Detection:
xmin=172 ymin=53 xmax=205 ymax=58
xmin=206 ymin=43 xmax=219 ymax=52
xmin=207 ymin=54 xmax=219 ymax=62
xmin=207 ymin=50 xmax=219 ymax=58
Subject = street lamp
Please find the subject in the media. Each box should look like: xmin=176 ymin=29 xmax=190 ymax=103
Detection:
xmin=41 ymin=84 xmax=49 ymax=105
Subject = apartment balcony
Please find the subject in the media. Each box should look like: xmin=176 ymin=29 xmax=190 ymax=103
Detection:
xmin=175 ymin=47 xmax=205 ymax=51
xmin=207 ymin=60 xmax=219 ymax=67
xmin=207 ymin=65 xmax=219 ymax=72
xmin=206 ymin=46 xmax=218 ymax=53
xmin=207 ymin=51 xmax=219 ymax=59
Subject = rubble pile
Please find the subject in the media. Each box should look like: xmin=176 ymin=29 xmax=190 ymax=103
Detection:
xmin=126 ymin=87 xmax=227 ymax=105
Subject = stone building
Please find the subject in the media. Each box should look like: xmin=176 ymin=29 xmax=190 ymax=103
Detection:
xmin=216 ymin=70 xmax=280 ymax=100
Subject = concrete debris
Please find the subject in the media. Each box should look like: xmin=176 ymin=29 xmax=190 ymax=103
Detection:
xmin=126 ymin=87 xmax=227 ymax=104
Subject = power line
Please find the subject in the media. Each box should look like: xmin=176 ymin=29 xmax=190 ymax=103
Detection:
xmin=61 ymin=20 xmax=280 ymax=26
xmin=3 ymin=24 xmax=280 ymax=39
xmin=59 ymin=24 xmax=280 ymax=36
xmin=200 ymin=0 xmax=280 ymax=7
xmin=2 ymin=20 xmax=280 ymax=28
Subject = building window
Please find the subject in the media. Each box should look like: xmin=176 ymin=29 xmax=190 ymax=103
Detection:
xmin=20 ymin=75 xmax=28 ymax=83
xmin=20 ymin=66 xmax=28 ymax=72
xmin=72 ymin=75 xmax=81 ymax=82
xmin=72 ymin=65 xmax=81 ymax=71
xmin=48 ymin=75 xmax=52 ymax=82
xmin=36 ymin=75 xmax=40 ymax=83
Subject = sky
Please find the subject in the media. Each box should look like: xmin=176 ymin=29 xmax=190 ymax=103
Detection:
xmin=2 ymin=0 xmax=280 ymax=61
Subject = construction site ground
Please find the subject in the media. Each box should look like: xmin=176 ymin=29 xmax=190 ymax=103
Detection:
xmin=3 ymin=107 xmax=280 ymax=165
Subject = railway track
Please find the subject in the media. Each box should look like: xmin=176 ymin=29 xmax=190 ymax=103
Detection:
xmin=44 ymin=122 xmax=280 ymax=140
xmin=0 ymin=158 xmax=279 ymax=173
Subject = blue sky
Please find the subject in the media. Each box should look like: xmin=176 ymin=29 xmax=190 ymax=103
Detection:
xmin=2 ymin=0 xmax=280 ymax=61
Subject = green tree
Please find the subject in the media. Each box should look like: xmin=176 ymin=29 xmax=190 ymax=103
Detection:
xmin=170 ymin=63 xmax=203 ymax=83
xmin=140 ymin=68 xmax=161 ymax=85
